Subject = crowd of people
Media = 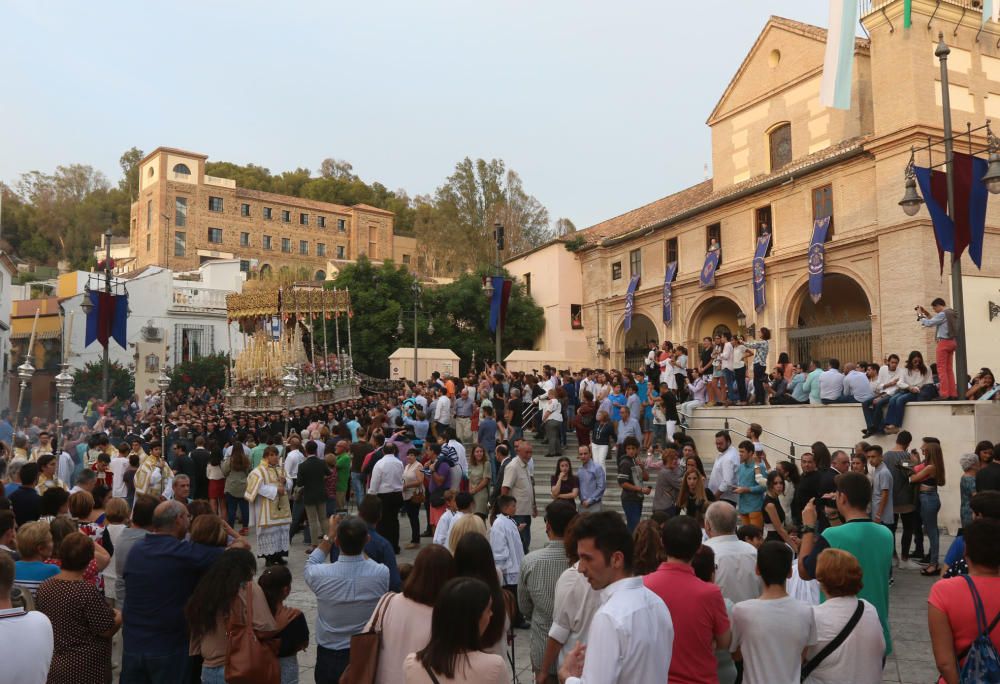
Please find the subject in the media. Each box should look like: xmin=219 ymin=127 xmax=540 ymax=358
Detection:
xmin=0 ymin=326 xmax=995 ymax=683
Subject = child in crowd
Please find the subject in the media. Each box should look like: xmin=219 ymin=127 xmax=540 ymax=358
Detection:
xmin=737 ymin=525 xmax=763 ymax=549
xmin=431 ymin=490 xmax=458 ymax=546
xmin=258 ymin=565 xmax=310 ymax=684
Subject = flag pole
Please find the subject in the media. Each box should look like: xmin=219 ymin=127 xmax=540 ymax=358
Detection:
xmin=936 ymin=34 xmax=969 ymax=396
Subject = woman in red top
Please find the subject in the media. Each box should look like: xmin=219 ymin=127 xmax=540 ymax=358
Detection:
xmin=928 ymin=517 xmax=1000 ymax=683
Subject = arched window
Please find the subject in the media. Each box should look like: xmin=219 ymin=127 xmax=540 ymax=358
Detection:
xmin=173 ymin=163 xmax=192 ymax=175
xmin=768 ymin=123 xmax=792 ymax=171
xmin=259 ymin=264 xmax=273 ymax=279
xmin=315 ymin=270 xmax=327 ymax=281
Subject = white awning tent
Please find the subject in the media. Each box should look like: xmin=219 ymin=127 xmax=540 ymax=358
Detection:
xmin=388 ymin=348 xmax=460 ymax=381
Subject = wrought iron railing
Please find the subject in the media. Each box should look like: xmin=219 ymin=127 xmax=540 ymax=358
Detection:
xmin=788 ymin=320 xmax=873 ymax=366
xmin=860 ymin=0 xmax=980 ymax=15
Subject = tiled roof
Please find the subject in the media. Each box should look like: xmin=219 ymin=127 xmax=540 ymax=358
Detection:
xmin=577 ymin=136 xmax=870 ymax=246
xmin=577 ymin=181 xmax=714 ymax=245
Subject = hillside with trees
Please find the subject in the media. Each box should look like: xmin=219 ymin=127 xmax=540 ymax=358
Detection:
xmin=0 ymin=148 xmax=556 ymax=272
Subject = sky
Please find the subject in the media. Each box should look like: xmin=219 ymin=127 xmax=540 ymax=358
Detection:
xmin=0 ymin=1 xmax=831 ymax=230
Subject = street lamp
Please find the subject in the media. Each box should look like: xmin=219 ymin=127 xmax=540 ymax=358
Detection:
xmin=282 ymin=366 xmax=298 ymax=436
xmin=735 ymin=310 xmax=747 ymax=335
xmin=157 ymin=369 xmax=171 ymax=451
xmin=55 ymin=364 xmax=74 ymax=452
xmin=482 ymin=222 xmax=504 ymax=364
xmin=596 ymin=336 xmax=607 ymax=357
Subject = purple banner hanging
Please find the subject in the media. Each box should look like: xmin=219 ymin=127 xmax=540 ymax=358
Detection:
xmin=623 ymin=274 xmax=640 ymax=332
xmin=699 ymin=249 xmax=720 ymax=289
xmin=662 ymin=261 xmax=678 ymax=323
xmin=808 ymin=217 xmax=831 ymax=304
xmin=752 ymin=233 xmax=770 ymax=313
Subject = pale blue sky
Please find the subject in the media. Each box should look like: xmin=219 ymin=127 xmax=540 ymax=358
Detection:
xmin=0 ymin=1 xmax=830 ymax=229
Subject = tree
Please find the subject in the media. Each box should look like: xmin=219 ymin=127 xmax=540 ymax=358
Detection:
xmin=319 ymin=158 xmax=356 ymax=180
xmin=418 ymin=158 xmax=552 ymax=273
xmin=118 ymin=147 xmax=144 ymax=198
xmin=555 ymin=217 xmax=576 ymax=235
xmin=319 ymin=255 xmax=418 ymax=377
xmin=425 ymin=271 xmax=544 ymax=371
xmin=70 ymin=360 xmax=135 ymax=406
xmin=170 ymin=353 xmax=229 ymax=392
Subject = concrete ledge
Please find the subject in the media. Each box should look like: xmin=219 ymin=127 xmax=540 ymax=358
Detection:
xmin=684 ymin=401 xmax=1000 ymax=534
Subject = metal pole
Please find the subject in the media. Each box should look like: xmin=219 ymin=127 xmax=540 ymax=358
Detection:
xmin=495 ymin=243 xmax=502 ymax=365
xmin=102 ymin=228 xmax=113 ymax=402
xmin=321 ymin=290 xmax=330 ymax=385
xmin=413 ymin=283 xmax=419 ymax=382
xmin=937 ymin=34 xmax=969 ymax=395
xmin=333 ymin=289 xmax=342 ymax=381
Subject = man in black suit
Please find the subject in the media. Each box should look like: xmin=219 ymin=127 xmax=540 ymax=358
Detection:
xmin=791 ymin=452 xmax=821 ymax=527
xmin=816 ymin=450 xmax=851 ymax=530
xmin=189 ymin=436 xmax=212 ymax=501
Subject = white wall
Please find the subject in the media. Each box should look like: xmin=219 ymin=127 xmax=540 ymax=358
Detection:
xmin=62 ymin=267 xmax=246 ymax=410
xmin=686 ymin=402 xmax=1000 ymax=534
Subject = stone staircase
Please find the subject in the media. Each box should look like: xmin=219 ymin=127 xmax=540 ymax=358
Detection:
xmin=526 ymin=430 xmax=654 ymax=516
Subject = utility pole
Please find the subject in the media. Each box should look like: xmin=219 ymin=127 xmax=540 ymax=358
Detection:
xmin=102 ymin=227 xmax=112 ymax=402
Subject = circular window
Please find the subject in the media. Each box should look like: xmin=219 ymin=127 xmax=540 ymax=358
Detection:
xmin=147 ymin=167 xmax=154 ymax=177
xmin=769 ymin=49 xmax=781 ymax=68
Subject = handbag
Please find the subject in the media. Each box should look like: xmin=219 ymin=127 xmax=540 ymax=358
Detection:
xmin=340 ymin=591 xmax=396 ymax=684
xmin=224 ymin=582 xmax=280 ymax=684
xmin=410 ymin=488 xmax=426 ymax=505
xmin=800 ymin=600 xmax=864 ymax=681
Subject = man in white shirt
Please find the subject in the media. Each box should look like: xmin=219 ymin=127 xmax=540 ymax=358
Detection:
xmin=284 ymin=437 xmax=307 ymax=544
xmin=109 ymin=444 xmax=131 ymax=498
xmin=818 ymin=359 xmax=845 ymax=404
xmin=0 ymin=553 xmax=53 ymax=684
xmin=367 ymin=443 xmax=405 ymax=553
xmin=703 ymin=502 xmax=762 ymax=604
xmin=445 ymin=429 xmax=468 ymax=476
xmin=557 ymin=511 xmax=672 ymax=684
xmin=707 ymin=432 xmax=740 ymax=505
xmin=730 ymin=541 xmax=816 ymax=684
xmin=432 ymin=387 xmax=452 ymax=436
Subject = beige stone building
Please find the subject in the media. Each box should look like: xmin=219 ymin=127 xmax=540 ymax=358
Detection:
xmin=129 ymin=147 xmax=420 ymax=279
xmin=569 ymin=3 xmax=1000 ymax=373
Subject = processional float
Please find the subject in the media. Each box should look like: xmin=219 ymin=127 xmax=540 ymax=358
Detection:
xmin=224 ymin=281 xmax=360 ymax=412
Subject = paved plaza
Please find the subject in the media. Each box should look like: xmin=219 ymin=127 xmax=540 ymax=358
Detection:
xmin=277 ymin=512 xmax=946 ymax=684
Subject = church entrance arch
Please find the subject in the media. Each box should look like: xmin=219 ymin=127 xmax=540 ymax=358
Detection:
xmin=617 ymin=314 xmax=658 ymax=370
xmin=688 ymin=295 xmax=743 ymax=346
xmin=787 ymin=273 xmax=872 ymax=364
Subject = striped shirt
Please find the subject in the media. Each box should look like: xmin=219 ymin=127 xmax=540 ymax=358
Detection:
xmin=518 ymin=541 xmax=570 ymax=672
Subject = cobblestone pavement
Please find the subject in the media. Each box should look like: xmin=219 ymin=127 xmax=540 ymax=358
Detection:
xmin=271 ymin=511 xmax=943 ymax=684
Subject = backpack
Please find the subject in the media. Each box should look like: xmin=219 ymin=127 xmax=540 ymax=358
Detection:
xmin=578 ymin=410 xmax=595 ymax=429
xmin=959 ymin=575 xmax=1000 ymax=683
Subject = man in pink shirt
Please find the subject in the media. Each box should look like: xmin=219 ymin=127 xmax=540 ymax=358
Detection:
xmin=643 ymin=516 xmax=731 ymax=684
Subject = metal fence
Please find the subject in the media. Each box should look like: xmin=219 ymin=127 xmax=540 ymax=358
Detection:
xmin=860 ymin=0 xmax=979 ymax=15
xmin=787 ymin=320 xmax=873 ymax=365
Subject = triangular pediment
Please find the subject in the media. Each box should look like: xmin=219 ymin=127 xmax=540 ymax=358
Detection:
xmin=707 ymin=16 xmax=868 ymax=126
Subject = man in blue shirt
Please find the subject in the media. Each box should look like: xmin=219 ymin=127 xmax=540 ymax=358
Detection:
xmin=733 ymin=440 xmax=766 ymax=527
xmin=329 ymin=494 xmax=401 ymax=591
xmin=306 ymin=515 xmax=390 ymax=684
xmin=576 ymin=444 xmax=607 ymax=512
xmin=0 ymin=410 xmax=13 ymax=448
xmin=615 ymin=407 xmax=642 ymax=449
xmin=121 ymin=500 xmax=247 ymax=683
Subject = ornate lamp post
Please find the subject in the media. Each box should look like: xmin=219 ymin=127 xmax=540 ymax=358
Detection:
xmin=54 ymin=364 xmax=74 ymax=450
xmin=157 ymin=369 xmax=171 ymax=451
xmin=282 ymin=366 xmax=298 ymax=437
xmin=482 ymin=222 xmax=504 ymax=364
xmin=397 ymin=281 xmax=433 ymax=381
xmin=14 ymin=355 xmax=35 ymax=429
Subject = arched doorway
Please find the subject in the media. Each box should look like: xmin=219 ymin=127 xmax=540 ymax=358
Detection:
xmin=259 ymin=264 xmax=273 ymax=279
xmin=788 ymin=273 xmax=872 ymax=364
xmin=689 ymin=296 xmax=743 ymax=345
xmin=621 ymin=314 xmax=658 ymax=370
xmin=314 ymin=270 xmax=327 ymax=281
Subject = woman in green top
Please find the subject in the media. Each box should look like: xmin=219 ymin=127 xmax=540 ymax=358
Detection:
xmin=223 ymin=442 xmax=251 ymax=534
xmin=467 ymin=445 xmax=491 ymax=516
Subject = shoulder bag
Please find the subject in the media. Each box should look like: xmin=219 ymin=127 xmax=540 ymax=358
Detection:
xmin=957 ymin=575 xmax=1000 ymax=683
xmin=340 ymin=591 xmax=396 ymax=684
xmin=422 ymin=662 xmax=442 ymax=684
xmin=800 ymin=600 xmax=864 ymax=681
xmin=224 ymin=582 xmax=280 ymax=684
